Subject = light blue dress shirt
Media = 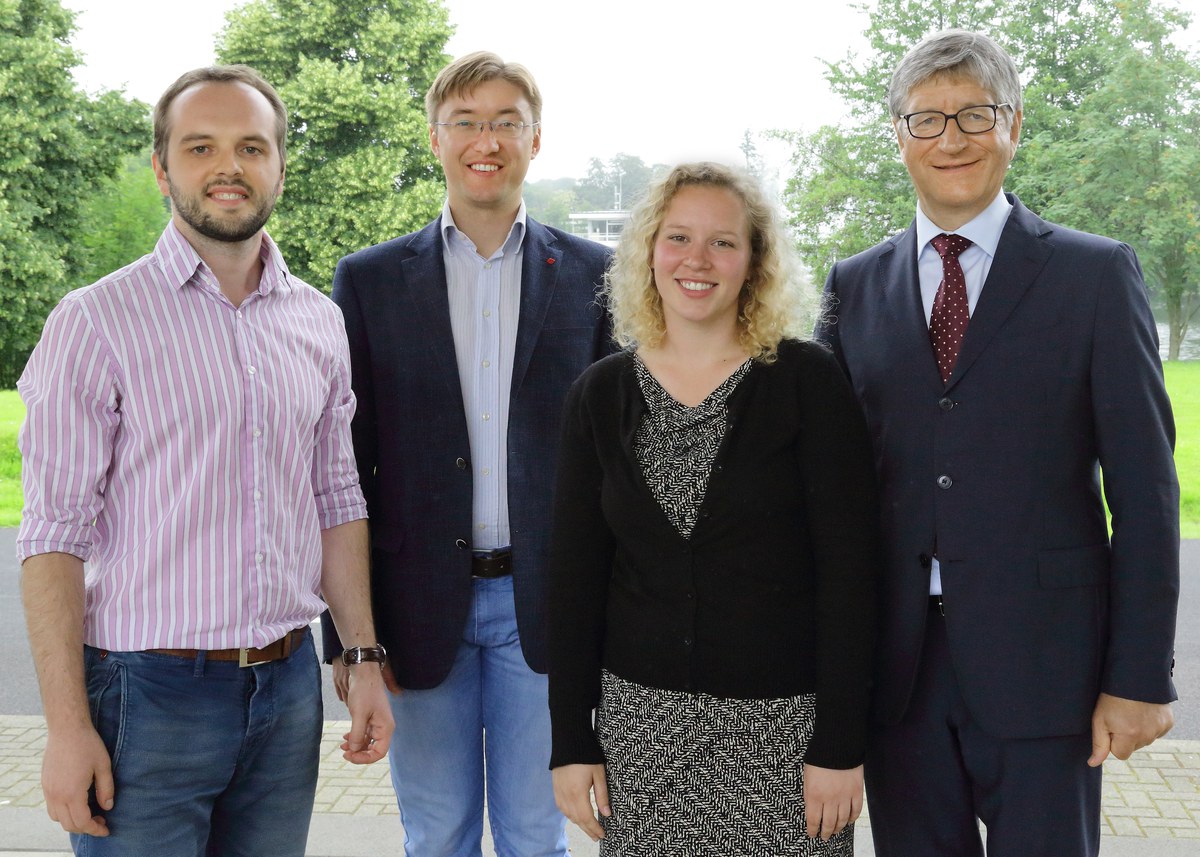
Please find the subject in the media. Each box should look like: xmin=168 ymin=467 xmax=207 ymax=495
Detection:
xmin=441 ymin=201 xmax=526 ymax=551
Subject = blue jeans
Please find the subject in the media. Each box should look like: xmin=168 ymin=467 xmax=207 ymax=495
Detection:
xmin=73 ymin=631 xmax=323 ymax=857
xmin=388 ymin=576 xmax=567 ymax=857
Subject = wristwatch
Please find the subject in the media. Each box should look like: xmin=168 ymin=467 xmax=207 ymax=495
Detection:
xmin=341 ymin=644 xmax=387 ymax=667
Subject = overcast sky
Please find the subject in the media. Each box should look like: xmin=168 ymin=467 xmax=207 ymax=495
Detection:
xmin=62 ymin=0 xmax=1200 ymax=180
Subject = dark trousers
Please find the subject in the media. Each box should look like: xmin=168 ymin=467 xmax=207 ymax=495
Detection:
xmin=865 ymin=606 xmax=1101 ymax=857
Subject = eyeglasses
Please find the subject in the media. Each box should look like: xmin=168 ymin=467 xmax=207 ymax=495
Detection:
xmin=432 ymin=120 xmax=539 ymax=140
xmin=900 ymin=104 xmax=1012 ymax=139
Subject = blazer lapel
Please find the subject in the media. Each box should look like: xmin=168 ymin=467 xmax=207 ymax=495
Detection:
xmin=877 ymin=224 xmax=946 ymax=392
xmin=511 ymin=219 xmax=561 ymax=397
xmin=400 ymin=218 xmax=461 ymax=402
xmin=947 ymin=196 xmax=1053 ymax=390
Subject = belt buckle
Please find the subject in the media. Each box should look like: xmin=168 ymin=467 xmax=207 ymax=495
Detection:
xmin=238 ymin=647 xmax=270 ymax=668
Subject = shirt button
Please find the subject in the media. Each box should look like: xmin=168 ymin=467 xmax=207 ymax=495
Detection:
xmin=481 ymin=360 xmax=491 ymax=368
xmin=247 ymin=366 xmax=257 ymax=375
xmin=236 ymin=310 xmax=243 ymax=319
xmin=482 ymin=412 xmax=491 ymax=421
xmin=481 ymin=467 xmax=491 ymax=476
xmin=478 ymin=523 xmax=486 ymax=530
xmin=484 ymin=262 xmax=492 ymax=270
xmin=936 ymin=475 xmax=953 ymax=489
xmin=482 ymin=309 xmax=492 ymax=318
xmin=253 ymin=490 xmax=262 ymax=500
xmin=255 ymin=553 xmax=264 ymax=564
xmin=253 ymin=428 xmax=263 ymax=438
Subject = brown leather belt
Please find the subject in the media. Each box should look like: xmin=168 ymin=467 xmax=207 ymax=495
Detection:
xmin=472 ymin=549 xmax=513 ymax=579
xmin=147 ymin=627 xmax=309 ymax=667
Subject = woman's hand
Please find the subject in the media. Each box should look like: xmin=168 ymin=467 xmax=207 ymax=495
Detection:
xmin=803 ymin=763 xmax=864 ymax=840
xmin=552 ymin=763 xmax=611 ymax=841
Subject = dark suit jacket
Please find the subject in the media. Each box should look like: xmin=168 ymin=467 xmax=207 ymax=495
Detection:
xmin=816 ymin=194 xmax=1179 ymax=740
xmin=322 ymin=216 xmax=612 ymax=688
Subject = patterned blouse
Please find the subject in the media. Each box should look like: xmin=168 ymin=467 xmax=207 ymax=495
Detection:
xmin=633 ymin=355 xmax=753 ymax=538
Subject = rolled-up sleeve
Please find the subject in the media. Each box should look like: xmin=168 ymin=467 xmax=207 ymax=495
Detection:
xmin=16 ymin=299 xmax=120 ymax=563
xmin=310 ymin=315 xmax=368 ymax=529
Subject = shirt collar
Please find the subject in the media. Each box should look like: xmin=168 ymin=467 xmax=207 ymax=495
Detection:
xmin=152 ymin=220 xmax=292 ymax=296
xmin=915 ymin=192 xmax=1012 ymax=259
xmin=439 ymin=200 xmax=528 ymax=257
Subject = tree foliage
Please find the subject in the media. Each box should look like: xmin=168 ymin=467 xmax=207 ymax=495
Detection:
xmin=783 ymin=0 xmax=1200 ymax=357
xmin=75 ymin=151 xmax=169 ymax=286
xmin=216 ymin=0 xmax=453 ymax=290
xmin=0 ymin=0 xmax=147 ymax=386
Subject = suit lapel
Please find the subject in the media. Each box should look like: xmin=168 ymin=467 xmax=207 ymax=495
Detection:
xmin=877 ymin=225 xmax=946 ymax=393
xmin=947 ymin=196 xmax=1053 ymax=391
xmin=511 ymin=219 xmax=561 ymax=397
xmin=401 ymin=218 xmax=461 ymax=402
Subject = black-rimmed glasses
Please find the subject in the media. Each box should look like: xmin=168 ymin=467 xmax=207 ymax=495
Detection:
xmin=900 ymin=104 xmax=1012 ymax=138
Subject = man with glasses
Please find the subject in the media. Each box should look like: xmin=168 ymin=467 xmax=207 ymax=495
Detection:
xmin=321 ymin=52 xmax=611 ymax=855
xmin=816 ymin=29 xmax=1178 ymax=856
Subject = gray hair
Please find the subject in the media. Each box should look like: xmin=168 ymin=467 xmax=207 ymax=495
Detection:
xmin=887 ymin=29 xmax=1022 ymax=119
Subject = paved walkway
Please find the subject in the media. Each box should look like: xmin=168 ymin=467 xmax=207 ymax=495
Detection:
xmin=2 ymin=715 xmax=1198 ymax=855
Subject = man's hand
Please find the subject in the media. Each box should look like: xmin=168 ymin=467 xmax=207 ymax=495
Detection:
xmin=552 ymin=763 xmax=610 ymax=841
xmin=803 ymin=763 xmax=864 ymax=840
xmin=1089 ymin=692 xmax=1174 ymax=766
xmin=332 ymin=659 xmax=400 ymax=702
xmin=42 ymin=723 xmax=113 ymax=837
xmin=338 ymin=663 xmax=395 ymax=764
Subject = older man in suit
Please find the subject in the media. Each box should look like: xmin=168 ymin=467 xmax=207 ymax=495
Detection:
xmin=321 ymin=52 xmax=610 ymax=856
xmin=816 ymin=29 xmax=1179 ymax=857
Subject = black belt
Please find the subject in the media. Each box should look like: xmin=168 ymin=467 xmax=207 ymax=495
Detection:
xmin=472 ymin=548 xmax=512 ymax=579
xmin=929 ymin=594 xmax=945 ymax=616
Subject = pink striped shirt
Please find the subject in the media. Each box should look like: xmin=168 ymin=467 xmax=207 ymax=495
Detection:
xmin=17 ymin=222 xmax=367 ymax=651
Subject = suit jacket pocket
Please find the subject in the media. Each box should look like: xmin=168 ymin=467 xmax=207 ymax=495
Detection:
xmin=1037 ymin=544 xmax=1109 ymax=588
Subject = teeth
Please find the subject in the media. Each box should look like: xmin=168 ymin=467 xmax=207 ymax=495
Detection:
xmin=211 ymin=192 xmax=245 ymax=200
xmin=470 ymin=164 xmax=499 ymax=172
xmin=680 ymin=280 xmax=715 ymax=291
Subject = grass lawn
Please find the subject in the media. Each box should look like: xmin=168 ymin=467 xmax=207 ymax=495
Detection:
xmin=0 ymin=389 xmax=22 ymax=527
xmin=1165 ymin=361 xmax=1200 ymax=538
xmin=2 ymin=367 xmax=1200 ymax=535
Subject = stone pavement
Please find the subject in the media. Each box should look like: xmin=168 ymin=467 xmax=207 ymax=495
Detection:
xmin=2 ymin=715 xmax=1198 ymax=855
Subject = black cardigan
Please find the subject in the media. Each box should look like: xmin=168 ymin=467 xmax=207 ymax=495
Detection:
xmin=547 ymin=340 xmax=880 ymax=770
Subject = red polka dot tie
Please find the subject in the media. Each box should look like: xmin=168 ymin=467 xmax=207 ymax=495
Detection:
xmin=929 ymin=233 xmax=973 ymax=383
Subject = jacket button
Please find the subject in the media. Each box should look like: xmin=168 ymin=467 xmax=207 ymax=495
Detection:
xmin=936 ymin=475 xmax=953 ymax=489
xmin=918 ymin=553 xmax=932 ymax=569
xmin=455 ymin=457 xmax=467 ymax=469
xmin=455 ymin=539 xmax=468 ymax=550
xmin=938 ymin=397 xmax=955 ymax=411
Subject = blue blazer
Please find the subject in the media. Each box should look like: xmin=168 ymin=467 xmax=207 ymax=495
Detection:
xmin=324 ymin=216 xmax=612 ymax=688
xmin=817 ymin=194 xmax=1179 ymax=739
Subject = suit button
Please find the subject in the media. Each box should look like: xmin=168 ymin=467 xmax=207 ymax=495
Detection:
xmin=918 ymin=553 xmax=932 ymax=569
xmin=455 ymin=457 xmax=467 ymax=469
xmin=938 ymin=397 xmax=955 ymax=411
xmin=936 ymin=475 xmax=953 ymax=489
xmin=455 ymin=538 xmax=468 ymax=550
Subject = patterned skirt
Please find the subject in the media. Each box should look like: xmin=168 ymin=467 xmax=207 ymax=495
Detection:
xmin=595 ymin=670 xmax=853 ymax=857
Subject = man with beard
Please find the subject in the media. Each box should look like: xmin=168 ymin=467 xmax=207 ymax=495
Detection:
xmin=16 ymin=65 xmax=392 ymax=856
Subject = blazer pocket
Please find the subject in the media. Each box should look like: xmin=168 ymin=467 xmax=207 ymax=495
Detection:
xmin=1037 ymin=544 xmax=1109 ymax=589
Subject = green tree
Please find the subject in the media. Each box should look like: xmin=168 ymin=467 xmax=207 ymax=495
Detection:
xmin=782 ymin=0 xmax=1200 ymax=357
xmin=0 ymin=0 xmax=147 ymax=386
xmin=577 ymin=153 xmax=665 ymax=211
xmin=523 ymin=176 xmax=580 ymax=231
xmin=216 ymin=0 xmax=453 ymax=290
xmin=76 ymin=151 xmax=170 ymax=285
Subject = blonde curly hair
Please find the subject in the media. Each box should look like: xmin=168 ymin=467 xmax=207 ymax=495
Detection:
xmin=603 ymin=161 xmax=818 ymax=363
